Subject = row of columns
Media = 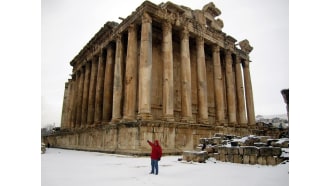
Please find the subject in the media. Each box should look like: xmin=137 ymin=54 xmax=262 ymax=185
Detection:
xmin=61 ymin=12 xmax=255 ymax=129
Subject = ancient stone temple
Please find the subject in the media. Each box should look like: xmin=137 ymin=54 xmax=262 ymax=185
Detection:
xmin=45 ymin=1 xmax=258 ymax=155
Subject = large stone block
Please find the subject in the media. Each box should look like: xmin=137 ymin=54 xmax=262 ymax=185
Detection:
xmin=182 ymin=151 xmax=208 ymax=163
xmin=259 ymin=147 xmax=274 ymax=156
xmin=242 ymin=146 xmax=259 ymax=156
xmin=212 ymin=137 xmax=222 ymax=145
xmin=266 ymin=156 xmax=277 ymax=166
xmin=272 ymin=147 xmax=282 ymax=156
xmin=233 ymin=155 xmax=242 ymax=163
xmin=243 ymin=155 xmax=249 ymax=164
xmin=214 ymin=153 xmax=220 ymax=160
xmin=218 ymin=146 xmax=227 ymax=155
xmin=219 ymin=153 xmax=226 ymax=162
xmin=226 ymin=154 xmax=234 ymax=163
xmin=257 ymin=156 xmax=267 ymax=165
xmin=258 ymin=136 xmax=271 ymax=143
xmin=205 ymin=146 xmax=214 ymax=153
xmin=227 ymin=147 xmax=239 ymax=155
xmin=249 ymin=155 xmax=257 ymax=165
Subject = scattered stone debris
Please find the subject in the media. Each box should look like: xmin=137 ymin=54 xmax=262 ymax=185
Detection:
xmin=41 ymin=142 xmax=46 ymax=154
xmin=182 ymin=134 xmax=289 ymax=165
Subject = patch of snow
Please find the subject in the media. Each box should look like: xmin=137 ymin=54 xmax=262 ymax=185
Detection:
xmin=42 ymin=148 xmax=289 ymax=186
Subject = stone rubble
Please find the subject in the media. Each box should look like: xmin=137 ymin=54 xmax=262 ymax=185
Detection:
xmin=182 ymin=134 xmax=289 ymax=165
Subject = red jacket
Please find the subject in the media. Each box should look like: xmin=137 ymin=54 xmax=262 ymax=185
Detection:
xmin=147 ymin=140 xmax=162 ymax=160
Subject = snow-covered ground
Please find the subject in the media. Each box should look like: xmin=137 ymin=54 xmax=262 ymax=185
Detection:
xmin=42 ymin=148 xmax=288 ymax=186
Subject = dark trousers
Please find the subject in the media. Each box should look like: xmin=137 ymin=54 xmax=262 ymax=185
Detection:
xmin=150 ymin=159 xmax=159 ymax=175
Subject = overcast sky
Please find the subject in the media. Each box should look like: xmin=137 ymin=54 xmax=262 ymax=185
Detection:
xmin=41 ymin=0 xmax=288 ymax=127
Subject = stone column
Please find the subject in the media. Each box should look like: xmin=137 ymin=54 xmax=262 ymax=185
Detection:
xmin=180 ymin=27 xmax=193 ymax=122
xmin=196 ymin=36 xmax=208 ymax=124
xmin=87 ymin=56 xmax=98 ymax=125
xmin=138 ymin=12 xmax=153 ymax=120
xmin=64 ymin=80 xmax=73 ymax=129
xmin=112 ymin=35 xmax=124 ymax=123
xmin=68 ymin=76 xmax=76 ymax=129
xmin=102 ymin=45 xmax=115 ymax=123
xmin=123 ymin=24 xmax=138 ymax=122
xmin=212 ymin=45 xmax=225 ymax=124
xmin=242 ymin=59 xmax=256 ymax=125
xmin=61 ymin=82 xmax=69 ymax=129
xmin=235 ymin=56 xmax=247 ymax=125
xmin=162 ymin=21 xmax=174 ymax=121
xmin=75 ymin=69 xmax=84 ymax=128
xmin=225 ymin=50 xmax=237 ymax=124
xmin=71 ymin=72 xmax=79 ymax=128
xmin=94 ymin=52 xmax=105 ymax=124
xmin=81 ymin=61 xmax=91 ymax=127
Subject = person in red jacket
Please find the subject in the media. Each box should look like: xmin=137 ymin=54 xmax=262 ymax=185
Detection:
xmin=147 ymin=139 xmax=162 ymax=175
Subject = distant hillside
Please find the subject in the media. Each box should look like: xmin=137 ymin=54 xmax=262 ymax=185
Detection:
xmin=256 ymin=114 xmax=288 ymax=120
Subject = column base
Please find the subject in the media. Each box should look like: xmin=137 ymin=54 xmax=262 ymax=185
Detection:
xmin=215 ymin=120 xmax=226 ymax=126
xmin=101 ymin=121 xmax=111 ymax=125
xmin=111 ymin=118 xmax=121 ymax=124
xmin=137 ymin=113 xmax=153 ymax=120
xmin=181 ymin=117 xmax=194 ymax=123
xmin=198 ymin=118 xmax=209 ymax=124
xmin=239 ymin=123 xmax=248 ymax=128
xmin=121 ymin=117 xmax=137 ymax=123
xmin=162 ymin=115 xmax=175 ymax=122
xmin=94 ymin=120 xmax=102 ymax=124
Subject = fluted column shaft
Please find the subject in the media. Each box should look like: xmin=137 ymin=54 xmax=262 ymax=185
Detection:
xmin=243 ymin=60 xmax=256 ymax=125
xmin=81 ymin=62 xmax=91 ymax=127
xmin=123 ymin=24 xmax=138 ymax=121
xmin=196 ymin=36 xmax=208 ymax=124
xmin=75 ymin=70 xmax=84 ymax=128
xmin=87 ymin=56 xmax=98 ymax=125
xmin=68 ymin=77 xmax=76 ymax=128
xmin=212 ymin=45 xmax=225 ymax=124
xmin=162 ymin=21 xmax=174 ymax=121
xmin=112 ymin=35 xmax=124 ymax=122
xmin=138 ymin=12 xmax=153 ymax=120
xmin=65 ymin=80 xmax=73 ymax=128
xmin=225 ymin=50 xmax=237 ymax=124
xmin=180 ymin=28 xmax=192 ymax=122
xmin=102 ymin=45 xmax=115 ymax=122
xmin=71 ymin=72 xmax=79 ymax=128
xmin=94 ymin=53 xmax=105 ymax=124
xmin=235 ymin=57 xmax=247 ymax=125
xmin=61 ymin=82 xmax=69 ymax=128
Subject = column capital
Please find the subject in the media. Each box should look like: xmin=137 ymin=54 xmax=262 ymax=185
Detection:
xmin=242 ymin=59 xmax=250 ymax=68
xmin=115 ymin=34 xmax=122 ymax=41
xmin=128 ymin=23 xmax=137 ymax=33
xmin=234 ymin=55 xmax=242 ymax=64
xmin=225 ymin=49 xmax=231 ymax=55
xmin=212 ymin=45 xmax=220 ymax=53
xmin=180 ymin=27 xmax=189 ymax=40
xmin=196 ymin=36 xmax=204 ymax=45
xmin=142 ymin=12 xmax=152 ymax=24
xmin=162 ymin=20 xmax=172 ymax=32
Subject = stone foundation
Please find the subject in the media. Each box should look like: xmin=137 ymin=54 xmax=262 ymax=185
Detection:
xmin=42 ymin=121 xmax=287 ymax=155
xmin=43 ymin=121 xmax=214 ymax=155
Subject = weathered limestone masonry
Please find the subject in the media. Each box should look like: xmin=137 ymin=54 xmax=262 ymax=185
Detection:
xmin=44 ymin=1 xmax=260 ymax=155
xmin=183 ymin=134 xmax=289 ymax=165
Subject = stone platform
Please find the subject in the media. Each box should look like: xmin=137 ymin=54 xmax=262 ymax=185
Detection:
xmin=42 ymin=121 xmax=285 ymax=156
